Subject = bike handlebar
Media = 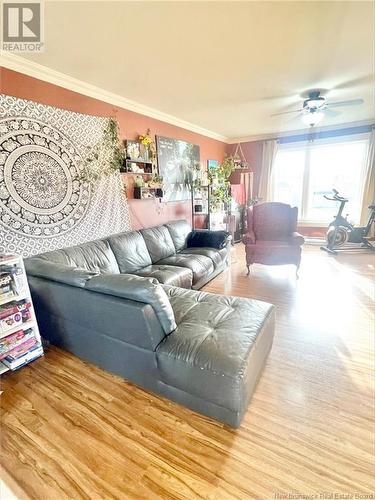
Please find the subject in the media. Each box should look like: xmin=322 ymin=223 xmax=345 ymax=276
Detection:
xmin=324 ymin=190 xmax=348 ymax=202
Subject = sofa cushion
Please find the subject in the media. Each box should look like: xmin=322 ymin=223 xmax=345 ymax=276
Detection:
xmin=157 ymin=286 xmax=275 ymax=412
xmin=179 ymin=247 xmax=223 ymax=269
xmin=140 ymin=226 xmax=176 ymax=263
xmin=165 ymin=220 xmax=191 ymax=251
xmin=108 ymin=230 xmax=152 ymax=273
xmin=37 ymin=240 xmax=120 ymax=274
xmin=134 ymin=265 xmax=193 ymax=289
xmin=157 ymin=254 xmax=214 ymax=285
xmin=85 ymin=274 xmax=176 ymax=335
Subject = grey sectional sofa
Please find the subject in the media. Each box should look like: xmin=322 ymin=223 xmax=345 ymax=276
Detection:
xmin=25 ymin=220 xmax=275 ymax=427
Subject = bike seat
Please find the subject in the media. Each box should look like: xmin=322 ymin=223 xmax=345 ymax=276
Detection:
xmin=368 ymin=204 xmax=375 ymax=209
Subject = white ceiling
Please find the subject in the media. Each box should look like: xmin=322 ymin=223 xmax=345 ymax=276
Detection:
xmin=7 ymin=1 xmax=375 ymax=141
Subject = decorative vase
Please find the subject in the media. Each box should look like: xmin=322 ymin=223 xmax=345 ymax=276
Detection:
xmin=143 ymin=145 xmax=149 ymax=162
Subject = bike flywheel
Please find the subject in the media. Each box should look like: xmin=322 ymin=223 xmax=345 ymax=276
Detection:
xmin=326 ymin=226 xmax=349 ymax=247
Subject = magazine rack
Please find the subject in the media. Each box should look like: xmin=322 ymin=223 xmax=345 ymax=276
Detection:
xmin=0 ymin=254 xmax=44 ymax=374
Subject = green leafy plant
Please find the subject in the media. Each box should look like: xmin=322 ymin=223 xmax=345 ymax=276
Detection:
xmin=149 ymin=174 xmax=163 ymax=188
xmin=134 ymin=175 xmax=145 ymax=188
xmin=80 ymin=117 xmax=124 ymax=184
xmin=208 ymin=155 xmax=237 ymax=211
xmin=192 ymin=162 xmax=203 ymax=189
xmin=106 ymin=118 xmax=125 ymax=172
xmin=138 ymin=128 xmax=156 ymax=162
xmin=217 ymin=154 xmax=237 ymax=179
xmin=210 ymin=184 xmax=232 ymax=212
xmin=248 ymin=197 xmax=260 ymax=207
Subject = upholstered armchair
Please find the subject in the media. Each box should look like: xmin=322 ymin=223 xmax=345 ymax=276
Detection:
xmin=243 ymin=202 xmax=305 ymax=276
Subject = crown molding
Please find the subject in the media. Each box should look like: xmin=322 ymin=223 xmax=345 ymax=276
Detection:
xmin=227 ymin=119 xmax=375 ymax=144
xmin=2 ymin=53 xmax=373 ymax=146
xmin=0 ymin=52 xmax=229 ymax=143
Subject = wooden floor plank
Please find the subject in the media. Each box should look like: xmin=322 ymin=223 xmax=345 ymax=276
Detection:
xmin=1 ymin=245 xmax=374 ymax=499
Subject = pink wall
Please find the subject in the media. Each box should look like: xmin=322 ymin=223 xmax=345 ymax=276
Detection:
xmin=0 ymin=67 xmax=226 ymax=230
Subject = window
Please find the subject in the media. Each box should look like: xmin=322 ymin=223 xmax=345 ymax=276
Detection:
xmin=272 ymin=137 xmax=368 ymax=224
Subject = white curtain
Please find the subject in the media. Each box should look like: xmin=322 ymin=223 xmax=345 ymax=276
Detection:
xmin=360 ymin=129 xmax=375 ymax=231
xmin=258 ymin=139 xmax=278 ymax=202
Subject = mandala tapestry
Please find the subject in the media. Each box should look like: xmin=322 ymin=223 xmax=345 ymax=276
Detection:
xmin=0 ymin=94 xmax=131 ymax=257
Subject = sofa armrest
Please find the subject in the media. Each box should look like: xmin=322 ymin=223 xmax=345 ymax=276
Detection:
xmin=186 ymin=230 xmax=231 ymax=250
xmin=242 ymin=231 xmax=256 ymax=245
xmin=289 ymin=231 xmax=305 ymax=246
xmin=25 ymin=258 xmax=98 ymax=287
xmin=85 ymin=274 xmax=176 ymax=335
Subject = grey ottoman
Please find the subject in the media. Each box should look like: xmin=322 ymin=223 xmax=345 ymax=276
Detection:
xmin=156 ymin=287 xmax=275 ymax=427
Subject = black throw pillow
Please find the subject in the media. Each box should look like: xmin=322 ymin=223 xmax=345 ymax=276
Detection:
xmin=186 ymin=230 xmax=230 ymax=250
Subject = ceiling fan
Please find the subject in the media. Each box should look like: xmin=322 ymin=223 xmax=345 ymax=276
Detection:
xmin=271 ymin=90 xmax=364 ymax=127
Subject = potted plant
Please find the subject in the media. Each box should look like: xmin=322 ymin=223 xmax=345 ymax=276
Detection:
xmin=148 ymin=174 xmax=163 ymax=189
xmin=209 ymin=155 xmax=237 ymax=212
xmin=134 ymin=175 xmax=145 ymax=188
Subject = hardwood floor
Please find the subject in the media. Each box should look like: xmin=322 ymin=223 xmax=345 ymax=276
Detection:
xmin=1 ymin=245 xmax=374 ymax=499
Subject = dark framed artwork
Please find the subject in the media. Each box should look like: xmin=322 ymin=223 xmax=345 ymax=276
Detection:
xmin=156 ymin=136 xmax=200 ymax=202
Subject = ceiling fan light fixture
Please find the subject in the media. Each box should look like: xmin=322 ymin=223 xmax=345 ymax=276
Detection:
xmin=301 ymin=110 xmax=324 ymax=127
xmin=305 ymin=98 xmax=325 ymax=109
xmin=306 ymin=98 xmax=324 ymax=108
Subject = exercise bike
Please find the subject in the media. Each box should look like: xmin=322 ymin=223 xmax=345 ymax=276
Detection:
xmin=320 ymin=189 xmax=375 ymax=254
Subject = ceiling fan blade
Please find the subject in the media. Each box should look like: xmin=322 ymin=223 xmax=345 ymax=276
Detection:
xmin=333 ymin=75 xmax=373 ymax=90
xmin=324 ymin=108 xmax=341 ymax=118
xmin=270 ymin=109 xmax=303 ymax=117
xmin=327 ymin=98 xmax=364 ymax=108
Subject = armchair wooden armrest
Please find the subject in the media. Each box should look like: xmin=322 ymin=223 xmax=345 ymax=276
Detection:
xmin=289 ymin=231 xmax=305 ymax=246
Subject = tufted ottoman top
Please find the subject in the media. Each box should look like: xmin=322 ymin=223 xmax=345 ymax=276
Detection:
xmin=156 ymin=286 xmax=275 ymax=417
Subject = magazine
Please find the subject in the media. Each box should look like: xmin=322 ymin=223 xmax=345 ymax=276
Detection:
xmin=2 ymin=343 xmax=43 ymax=370
xmin=0 ymin=328 xmax=36 ymax=359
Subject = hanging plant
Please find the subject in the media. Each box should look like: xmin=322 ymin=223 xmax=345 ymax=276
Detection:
xmin=217 ymin=154 xmax=237 ymax=180
xmin=106 ymin=117 xmax=125 ymax=172
xmin=80 ymin=117 xmax=124 ymax=184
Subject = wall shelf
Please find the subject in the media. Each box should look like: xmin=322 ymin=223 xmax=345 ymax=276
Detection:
xmin=120 ymin=158 xmax=154 ymax=175
xmin=121 ymin=172 xmax=152 ymax=176
xmin=134 ymin=187 xmax=163 ymax=200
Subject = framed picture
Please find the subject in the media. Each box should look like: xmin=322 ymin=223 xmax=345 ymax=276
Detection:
xmin=156 ymin=135 xmax=200 ymax=202
xmin=207 ymin=159 xmax=219 ymax=169
xmin=125 ymin=140 xmax=141 ymax=160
